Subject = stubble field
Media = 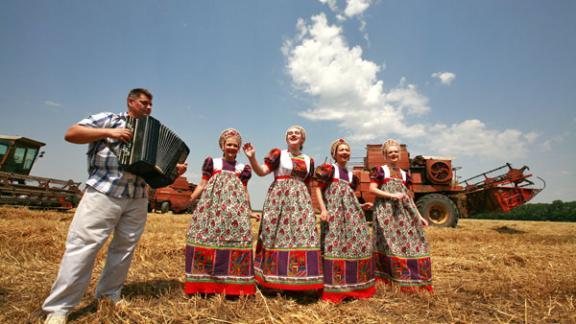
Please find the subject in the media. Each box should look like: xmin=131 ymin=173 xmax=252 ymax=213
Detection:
xmin=0 ymin=207 xmax=575 ymax=323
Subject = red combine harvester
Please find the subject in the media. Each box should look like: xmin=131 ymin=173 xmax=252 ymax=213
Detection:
xmin=0 ymin=135 xmax=82 ymax=210
xmin=312 ymin=144 xmax=544 ymax=227
xmin=148 ymin=176 xmax=197 ymax=214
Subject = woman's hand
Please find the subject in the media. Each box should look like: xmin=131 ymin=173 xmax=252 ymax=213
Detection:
xmin=243 ymin=143 xmax=255 ymax=159
xmin=419 ymin=216 xmax=429 ymax=227
xmin=360 ymin=202 xmax=373 ymax=210
xmin=390 ymin=192 xmax=405 ymax=200
xmin=319 ymin=209 xmax=328 ymax=222
xmin=250 ymin=211 xmax=261 ymax=221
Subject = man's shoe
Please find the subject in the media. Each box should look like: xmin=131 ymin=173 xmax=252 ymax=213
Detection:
xmin=44 ymin=313 xmax=67 ymax=324
xmin=114 ymin=298 xmax=130 ymax=309
xmin=98 ymin=296 xmax=130 ymax=310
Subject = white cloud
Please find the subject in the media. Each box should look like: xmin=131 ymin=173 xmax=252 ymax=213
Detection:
xmin=318 ymin=0 xmax=372 ymax=39
xmin=432 ymin=72 xmax=456 ymax=85
xmin=427 ymin=120 xmax=538 ymax=160
xmin=44 ymin=100 xmax=62 ymax=107
xmin=344 ymin=0 xmax=373 ymax=17
xmin=318 ymin=0 xmax=339 ymax=12
xmin=284 ymin=14 xmax=537 ymax=160
xmin=284 ymin=13 xmax=430 ymax=142
xmin=318 ymin=0 xmax=374 ymax=17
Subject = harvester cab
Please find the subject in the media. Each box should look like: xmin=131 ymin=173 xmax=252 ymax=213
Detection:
xmin=0 ymin=136 xmax=44 ymax=175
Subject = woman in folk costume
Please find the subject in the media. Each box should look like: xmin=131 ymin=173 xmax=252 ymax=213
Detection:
xmin=243 ymin=125 xmax=323 ymax=291
xmin=369 ymin=139 xmax=432 ymax=292
xmin=184 ymin=128 xmax=256 ymax=295
xmin=313 ymin=139 xmax=375 ymax=303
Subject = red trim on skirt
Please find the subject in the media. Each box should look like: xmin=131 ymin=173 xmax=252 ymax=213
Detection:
xmin=255 ymin=274 xmax=323 ymax=291
xmin=322 ymin=285 xmax=376 ymax=303
xmin=184 ymin=281 xmax=256 ymax=296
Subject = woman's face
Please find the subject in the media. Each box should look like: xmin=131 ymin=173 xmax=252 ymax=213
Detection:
xmin=286 ymin=128 xmax=304 ymax=149
xmin=222 ymin=137 xmax=240 ymax=160
xmin=335 ymin=144 xmax=351 ymax=165
xmin=385 ymin=145 xmax=400 ymax=163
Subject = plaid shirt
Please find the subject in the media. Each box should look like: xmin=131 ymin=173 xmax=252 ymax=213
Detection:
xmin=78 ymin=112 xmax=147 ymax=199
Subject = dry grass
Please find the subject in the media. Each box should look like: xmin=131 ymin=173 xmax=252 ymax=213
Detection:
xmin=1 ymin=206 xmax=575 ymax=323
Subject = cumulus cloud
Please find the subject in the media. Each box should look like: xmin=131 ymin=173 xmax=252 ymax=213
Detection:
xmin=44 ymin=100 xmax=62 ymax=107
xmin=284 ymin=14 xmax=429 ymax=142
xmin=283 ymin=14 xmax=536 ymax=160
xmin=318 ymin=0 xmax=373 ymax=17
xmin=427 ymin=120 xmax=538 ymax=160
xmin=318 ymin=0 xmax=372 ymax=39
xmin=318 ymin=0 xmax=339 ymax=12
xmin=344 ymin=0 xmax=373 ymax=17
xmin=432 ymin=72 xmax=456 ymax=85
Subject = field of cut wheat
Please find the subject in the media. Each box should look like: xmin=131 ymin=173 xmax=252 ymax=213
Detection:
xmin=0 ymin=207 xmax=574 ymax=323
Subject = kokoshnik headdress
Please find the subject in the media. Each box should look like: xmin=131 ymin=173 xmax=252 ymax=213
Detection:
xmin=219 ymin=128 xmax=242 ymax=149
xmin=330 ymin=138 xmax=349 ymax=159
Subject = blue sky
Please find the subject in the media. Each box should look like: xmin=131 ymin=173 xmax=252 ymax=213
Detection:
xmin=1 ymin=0 xmax=575 ymax=207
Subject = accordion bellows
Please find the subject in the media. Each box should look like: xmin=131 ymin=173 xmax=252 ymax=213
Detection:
xmin=119 ymin=116 xmax=189 ymax=188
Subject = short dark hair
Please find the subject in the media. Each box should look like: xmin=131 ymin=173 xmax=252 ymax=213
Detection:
xmin=128 ymin=88 xmax=153 ymax=100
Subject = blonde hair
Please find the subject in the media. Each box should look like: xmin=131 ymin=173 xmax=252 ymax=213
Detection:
xmin=285 ymin=125 xmax=307 ymax=149
xmin=382 ymin=138 xmax=400 ymax=158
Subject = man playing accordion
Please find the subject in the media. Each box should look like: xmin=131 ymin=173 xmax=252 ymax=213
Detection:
xmin=43 ymin=88 xmax=187 ymax=324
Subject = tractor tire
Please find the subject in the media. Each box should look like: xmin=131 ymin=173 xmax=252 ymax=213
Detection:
xmin=416 ymin=194 xmax=459 ymax=228
xmin=160 ymin=201 xmax=170 ymax=214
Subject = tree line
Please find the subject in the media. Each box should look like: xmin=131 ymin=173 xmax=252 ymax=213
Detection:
xmin=470 ymin=200 xmax=576 ymax=222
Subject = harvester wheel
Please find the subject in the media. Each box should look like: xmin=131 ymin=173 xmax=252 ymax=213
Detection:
xmin=160 ymin=201 xmax=170 ymax=214
xmin=416 ymin=194 xmax=459 ymax=228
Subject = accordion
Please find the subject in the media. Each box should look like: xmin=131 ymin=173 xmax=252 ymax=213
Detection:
xmin=118 ymin=116 xmax=189 ymax=188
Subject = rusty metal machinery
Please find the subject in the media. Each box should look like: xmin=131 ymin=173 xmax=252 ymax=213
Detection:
xmin=463 ymin=163 xmax=545 ymax=215
xmin=0 ymin=171 xmax=81 ymax=209
xmin=313 ymin=144 xmax=545 ymax=228
xmin=425 ymin=159 xmax=452 ymax=184
xmin=0 ymin=135 xmax=82 ymax=210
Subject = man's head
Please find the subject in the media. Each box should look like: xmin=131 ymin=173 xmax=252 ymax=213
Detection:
xmin=127 ymin=88 xmax=153 ymax=118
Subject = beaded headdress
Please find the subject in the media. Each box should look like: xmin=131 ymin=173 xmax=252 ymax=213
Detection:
xmin=219 ymin=128 xmax=242 ymax=149
xmin=330 ymin=138 xmax=350 ymax=159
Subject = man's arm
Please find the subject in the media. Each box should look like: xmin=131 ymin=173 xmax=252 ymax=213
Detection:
xmin=64 ymin=124 xmax=132 ymax=144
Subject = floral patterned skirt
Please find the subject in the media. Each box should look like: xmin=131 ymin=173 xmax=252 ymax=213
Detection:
xmin=373 ymin=178 xmax=432 ymax=292
xmin=254 ymin=178 xmax=323 ymax=291
xmin=185 ymin=172 xmax=255 ymax=295
xmin=321 ymin=181 xmax=375 ymax=302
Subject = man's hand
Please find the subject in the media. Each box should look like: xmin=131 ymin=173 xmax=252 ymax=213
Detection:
xmin=107 ymin=128 xmax=133 ymax=143
xmin=176 ymin=163 xmax=188 ymax=177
